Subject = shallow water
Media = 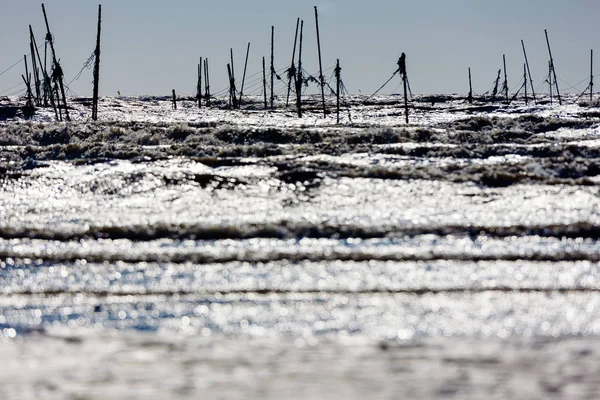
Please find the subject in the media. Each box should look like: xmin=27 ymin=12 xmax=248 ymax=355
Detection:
xmin=1 ymin=95 xmax=600 ymax=398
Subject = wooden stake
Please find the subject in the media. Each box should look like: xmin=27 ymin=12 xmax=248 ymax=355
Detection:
xmin=92 ymin=4 xmax=101 ymax=121
xmin=548 ymin=61 xmax=553 ymax=105
xmin=468 ymin=67 xmax=473 ymax=104
xmin=521 ymin=40 xmax=537 ymax=104
xmin=335 ymin=59 xmax=341 ymax=124
xmin=172 ymin=89 xmax=177 ymax=110
xmin=227 ymin=64 xmax=233 ymax=108
xmin=29 ymin=33 xmax=41 ymax=106
xmin=42 ymin=3 xmax=69 ymax=121
xmin=31 ymin=25 xmax=57 ymax=116
xmin=398 ymin=53 xmax=409 ymax=124
xmin=524 ymin=64 xmax=528 ymax=105
xmin=286 ymin=18 xmax=300 ymax=107
xmin=239 ymin=43 xmax=250 ymax=107
xmin=491 ymin=69 xmax=501 ymax=102
xmin=197 ymin=57 xmax=202 ymax=109
xmin=230 ymin=49 xmax=238 ymax=108
xmin=270 ymin=26 xmax=275 ymax=109
xmin=544 ymin=29 xmax=561 ymax=105
xmin=204 ymin=58 xmax=211 ymax=106
xmin=590 ymin=49 xmax=594 ymax=107
xmin=314 ymin=6 xmax=326 ymax=117
xmin=502 ymin=54 xmax=509 ymax=103
xmin=262 ymin=57 xmax=268 ymax=109
xmin=296 ymin=20 xmax=304 ymax=118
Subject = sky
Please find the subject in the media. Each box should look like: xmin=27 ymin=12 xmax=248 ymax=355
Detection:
xmin=1 ymin=0 xmax=600 ymax=98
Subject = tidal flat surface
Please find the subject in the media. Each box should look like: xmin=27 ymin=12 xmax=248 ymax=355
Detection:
xmin=1 ymin=94 xmax=600 ymax=399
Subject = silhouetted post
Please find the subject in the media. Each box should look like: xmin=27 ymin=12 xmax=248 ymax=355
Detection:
xmin=548 ymin=61 xmax=553 ymax=105
xmin=335 ymin=59 xmax=341 ymax=124
xmin=172 ymin=89 xmax=177 ymax=110
xmin=296 ymin=20 xmax=304 ymax=118
xmin=590 ymin=49 xmax=594 ymax=107
xmin=42 ymin=3 xmax=69 ymax=121
xmin=229 ymin=49 xmax=238 ymax=108
xmin=315 ymin=6 xmax=326 ymax=117
xmin=204 ymin=58 xmax=211 ymax=106
xmin=196 ymin=57 xmax=203 ymax=108
xmin=521 ymin=40 xmax=537 ymax=104
xmin=239 ymin=43 xmax=250 ymax=106
xmin=22 ymin=56 xmax=34 ymax=109
xmin=468 ymin=67 xmax=473 ymax=104
xmin=491 ymin=69 xmax=501 ymax=102
xmin=29 ymin=33 xmax=41 ymax=105
xmin=286 ymin=18 xmax=300 ymax=107
xmin=398 ymin=53 xmax=409 ymax=124
xmin=524 ymin=64 xmax=528 ymax=105
xmin=32 ymin=25 xmax=57 ymax=117
xmin=270 ymin=26 xmax=275 ymax=109
xmin=227 ymin=64 xmax=235 ymax=108
xmin=30 ymin=25 xmax=49 ymax=107
xmin=92 ymin=4 xmax=101 ymax=121
xmin=502 ymin=54 xmax=509 ymax=103
xmin=262 ymin=57 xmax=268 ymax=109
xmin=545 ymin=29 xmax=561 ymax=105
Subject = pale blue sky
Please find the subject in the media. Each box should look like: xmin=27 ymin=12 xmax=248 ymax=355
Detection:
xmin=1 ymin=0 xmax=599 ymax=97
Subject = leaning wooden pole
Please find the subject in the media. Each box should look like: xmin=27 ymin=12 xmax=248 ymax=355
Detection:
xmin=296 ymin=20 xmax=304 ymax=118
xmin=590 ymin=49 xmax=594 ymax=107
xmin=502 ymin=54 xmax=509 ymax=102
xmin=31 ymin=26 xmax=57 ymax=117
xmin=286 ymin=18 xmax=300 ymax=107
xmin=42 ymin=3 xmax=69 ymax=121
xmin=239 ymin=43 xmax=250 ymax=106
xmin=468 ymin=67 xmax=473 ymax=104
xmin=524 ymin=64 xmax=528 ymax=105
xmin=29 ymin=34 xmax=41 ymax=105
xmin=544 ymin=29 xmax=561 ymax=105
xmin=92 ymin=4 xmax=102 ymax=121
xmin=270 ymin=26 xmax=275 ymax=109
xmin=521 ymin=40 xmax=537 ymax=104
xmin=335 ymin=59 xmax=341 ymax=124
xmin=314 ymin=6 xmax=326 ymax=117
xmin=30 ymin=25 xmax=49 ymax=107
xmin=262 ymin=57 xmax=268 ymax=109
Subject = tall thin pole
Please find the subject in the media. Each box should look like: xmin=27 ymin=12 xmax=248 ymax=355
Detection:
xmin=31 ymin=25 xmax=56 ymax=115
xmin=502 ymin=54 xmax=509 ymax=102
xmin=230 ymin=49 xmax=238 ymax=108
xmin=92 ymin=4 xmax=101 ymax=121
xmin=262 ymin=57 xmax=268 ymax=109
xmin=29 ymin=32 xmax=41 ymax=106
xmin=335 ymin=59 xmax=341 ymax=124
xmin=399 ymin=53 xmax=408 ymax=124
xmin=204 ymin=58 xmax=210 ymax=106
xmin=590 ymin=49 xmax=594 ymax=107
xmin=42 ymin=3 xmax=69 ymax=121
xmin=296 ymin=20 xmax=304 ymax=118
xmin=197 ymin=57 xmax=202 ymax=109
xmin=521 ymin=40 xmax=537 ymax=104
xmin=239 ymin=43 xmax=250 ymax=106
xmin=314 ymin=6 xmax=326 ymax=117
xmin=286 ymin=18 xmax=300 ymax=107
xmin=270 ymin=26 xmax=275 ymax=109
xmin=524 ymin=63 xmax=528 ymax=105
xmin=544 ymin=29 xmax=561 ymax=105
xmin=468 ymin=67 xmax=473 ymax=104
xmin=548 ymin=61 xmax=553 ymax=105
